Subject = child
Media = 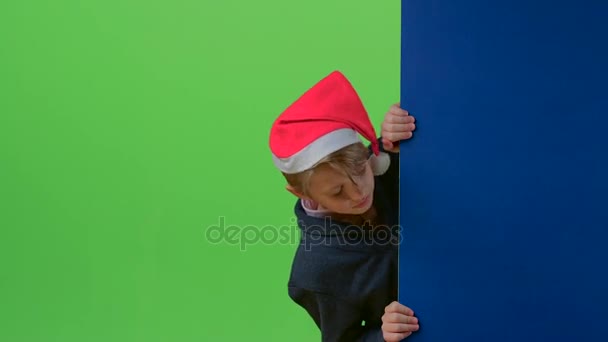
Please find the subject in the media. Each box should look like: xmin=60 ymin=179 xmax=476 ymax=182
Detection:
xmin=269 ymin=71 xmax=419 ymax=341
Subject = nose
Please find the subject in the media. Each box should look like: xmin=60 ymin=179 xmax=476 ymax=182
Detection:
xmin=347 ymin=184 xmax=365 ymax=202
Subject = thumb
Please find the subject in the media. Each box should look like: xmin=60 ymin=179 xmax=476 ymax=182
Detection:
xmin=382 ymin=138 xmax=394 ymax=151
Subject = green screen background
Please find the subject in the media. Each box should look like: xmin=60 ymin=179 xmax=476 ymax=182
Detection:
xmin=0 ymin=1 xmax=399 ymax=340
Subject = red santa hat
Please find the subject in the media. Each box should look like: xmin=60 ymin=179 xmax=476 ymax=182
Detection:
xmin=269 ymin=70 xmax=390 ymax=176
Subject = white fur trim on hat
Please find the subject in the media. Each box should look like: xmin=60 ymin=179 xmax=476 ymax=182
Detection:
xmin=271 ymin=128 xmax=360 ymax=174
xmin=370 ymin=151 xmax=391 ymax=176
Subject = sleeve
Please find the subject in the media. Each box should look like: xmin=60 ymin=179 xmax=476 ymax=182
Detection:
xmin=289 ymin=286 xmax=384 ymax=342
xmin=370 ymin=137 xmax=400 ymax=202
xmin=378 ymin=137 xmax=400 ymax=187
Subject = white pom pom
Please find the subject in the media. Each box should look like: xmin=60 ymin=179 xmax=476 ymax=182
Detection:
xmin=370 ymin=152 xmax=391 ymax=176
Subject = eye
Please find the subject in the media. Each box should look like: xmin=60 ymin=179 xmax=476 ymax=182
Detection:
xmin=333 ymin=186 xmax=343 ymax=196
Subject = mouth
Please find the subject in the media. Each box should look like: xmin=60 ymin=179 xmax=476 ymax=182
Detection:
xmin=353 ymin=195 xmax=370 ymax=209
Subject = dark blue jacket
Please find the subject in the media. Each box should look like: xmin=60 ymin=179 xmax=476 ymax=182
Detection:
xmin=288 ymin=141 xmax=400 ymax=341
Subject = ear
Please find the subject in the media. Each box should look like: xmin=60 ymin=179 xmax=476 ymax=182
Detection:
xmin=285 ymin=184 xmax=310 ymax=200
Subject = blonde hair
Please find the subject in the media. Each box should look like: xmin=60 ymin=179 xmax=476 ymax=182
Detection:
xmin=283 ymin=142 xmax=369 ymax=197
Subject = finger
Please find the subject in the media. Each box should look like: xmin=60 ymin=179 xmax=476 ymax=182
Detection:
xmin=384 ymin=131 xmax=413 ymax=142
xmin=385 ymin=301 xmax=401 ymax=312
xmin=382 ymin=322 xmax=420 ymax=333
xmin=386 ymin=115 xmax=415 ymax=124
xmin=382 ymin=138 xmax=394 ymax=151
xmin=382 ymin=123 xmax=416 ymax=133
xmin=385 ymin=313 xmax=419 ymax=324
xmin=383 ymin=331 xmax=412 ymax=342
xmin=389 ymin=105 xmax=409 ymax=116
xmin=385 ymin=302 xmax=415 ymax=316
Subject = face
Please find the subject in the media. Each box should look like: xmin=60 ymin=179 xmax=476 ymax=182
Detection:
xmin=303 ymin=161 xmax=375 ymax=215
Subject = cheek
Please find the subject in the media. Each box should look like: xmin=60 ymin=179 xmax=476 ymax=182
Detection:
xmin=363 ymin=169 xmax=375 ymax=191
xmin=322 ymin=197 xmax=349 ymax=210
xmin=317 ymin=196 xmax=353 ymax=212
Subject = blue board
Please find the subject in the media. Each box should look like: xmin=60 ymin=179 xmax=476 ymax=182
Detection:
xmin=398 ymin=1 xmax=608 ymax=341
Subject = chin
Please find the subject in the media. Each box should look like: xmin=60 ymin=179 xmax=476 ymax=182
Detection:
xmin=348 ymin=208 xmax=369 ymax=215
xmin=358 ymin=205 xmax=373 ymax=214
